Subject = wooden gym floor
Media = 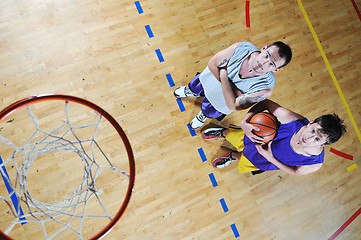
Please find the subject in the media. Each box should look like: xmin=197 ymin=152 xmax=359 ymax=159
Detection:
xmin=0 ymin=0 xmax=360 ymax=239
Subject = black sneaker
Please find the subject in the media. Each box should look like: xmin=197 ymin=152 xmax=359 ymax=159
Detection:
xmin=212 ymin=151 xmax=235 ymax=168
xmin=202 ymin=128 xmax=226 ymax=140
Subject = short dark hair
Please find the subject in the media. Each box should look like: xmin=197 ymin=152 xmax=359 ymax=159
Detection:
xmin=268 ymin=41 xmax=292 ymax=69
xmin=314 ymin=114 xmax=347 ymax=145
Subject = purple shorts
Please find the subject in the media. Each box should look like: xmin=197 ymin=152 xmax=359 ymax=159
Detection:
xmin=188 ymin=74 xmax=224 ymax=119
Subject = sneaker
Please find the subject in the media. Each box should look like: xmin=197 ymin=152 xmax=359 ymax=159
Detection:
xmin=202 ymin=128 xmax=226 ymax=140
xmin=212 ymin=151 xmax=236 ymax=168
xmin=173 ymin=86 xmax=199 ymax=98
xmin=190 ymin=111 xmax=207 ymax=130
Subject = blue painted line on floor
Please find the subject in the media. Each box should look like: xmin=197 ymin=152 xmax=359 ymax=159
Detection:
xmin=176 ymin=98 xmax=185 ymax=112
xmin=187 ymin=123 xmax=196 ymax=136
xmin=134 ymin=5 xmax=243 ymax=240
xmin=220 ymin=198 xmax=229 ymax=213
xmin=145 ymin=25 xmax=154 ymax=38
xmin=198 ymin=148 xmax=207 ymax=162
xmin=166 ymin=73 xmax=175 ymax=87
xmin=155 ymin=49 xmax=164 ymax=62
xmin=230 ymin=224 xmax=240 ymax=238
xmin=208 ymin=173 xmax=218 ymax=187
xmin=0 ymin=156 xmax=27 ymax=224
xmin=134 ymin=1 xmax=143 ymax=14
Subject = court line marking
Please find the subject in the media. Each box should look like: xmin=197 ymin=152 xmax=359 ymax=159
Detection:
xmin=350 ymin=0 xmax=361 ymax=21
xmin=166 ymin=73 xmax=175 ymax=87
xmin=330 ymin=147 xmax=353 ymax=160
xmin=197 ymin=148 xmax=207 ymax=162
xmin=155 ymin=49 xmax=164 ymax=62
xmin=328 ymin=206 xmax=361 ymax=240
xmin=219 ymin=198 xmax=229 ymax=213
xmin=176 ymin=98 xmax=185 ymax=112
xmin=0 ymin=156 xmax=27 ymax=224
xmin=297 ymin=0 xmax=361 ymax=144
xmin=145 ymin=25 xmax=154 ymax=38
xmin=187 ymin=123 xmax=196 ymax=136
xmin=208 ymin=173 xmax=218 ymax=187
xmin=137 ymin=2 xmax=244 ymax=238
xmin=297 ymin=0 xmax=361 ymax=238
xmin=134 ymin=1 xmax=143 ymax=14
xmin=134 ymin=1 xmax=237 ymax=238
xmin=346 ymin=163 xmax=357 ymax=172
xmin=245 ymin=0 xmax=250 ymax=28
xmin=230 ymin=223 xmax=240 ymax=238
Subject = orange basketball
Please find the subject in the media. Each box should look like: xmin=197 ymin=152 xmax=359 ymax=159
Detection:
xmin=249 ymin=112 xmax=278 ymax=143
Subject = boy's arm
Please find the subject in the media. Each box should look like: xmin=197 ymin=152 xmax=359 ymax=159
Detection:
xmin=207 ymin=42 xmax=241 ymax=81
xmin=242 ymin=99 xmax=304 ymax=125
xmin=212 ymin=42 xmax=272 ymax=111
xmin=220 ymin=67 xmax=272 ymax=111
xmin=240 ymin=99 xmax=304 ymax=143
xmin=255 ymin=142 xmax=322 ymax=176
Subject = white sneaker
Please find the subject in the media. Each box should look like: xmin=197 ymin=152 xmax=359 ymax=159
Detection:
xmin=190 ymin=111 xmax=207 ymax=130
xmin=173 ymin=86 xmax=199 ymax=98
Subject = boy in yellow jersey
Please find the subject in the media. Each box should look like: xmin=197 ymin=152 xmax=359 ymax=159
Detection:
xmin=202 ymin=100 xmax=346 ymax=176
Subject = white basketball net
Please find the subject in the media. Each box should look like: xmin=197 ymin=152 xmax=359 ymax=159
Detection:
xmin=0 ymin=102 xmax=129 ymax=239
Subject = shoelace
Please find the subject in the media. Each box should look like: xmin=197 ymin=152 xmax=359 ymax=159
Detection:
xmin=216 ymin=156 xmax=233 ymax=166
xmin=205 ymin=130 xmax=223 ymax=138
xmin=184 ymin=87 xmax=197 ymax=97
xmin=196 ymin=112 xmax=207 ymax=122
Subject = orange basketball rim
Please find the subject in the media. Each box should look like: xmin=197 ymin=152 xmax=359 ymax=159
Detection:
xmin=0 ymin=94 xmax=135 ymax=239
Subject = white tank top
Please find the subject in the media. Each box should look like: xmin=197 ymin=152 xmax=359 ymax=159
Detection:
xmin=199 ymin=41 xmax=276 ymax=114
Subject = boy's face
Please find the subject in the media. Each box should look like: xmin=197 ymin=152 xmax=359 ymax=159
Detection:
xmin=297 ymin=122 xmax=329 ymax=147
xmin=251 ymin=45 xmax=286 ymax=75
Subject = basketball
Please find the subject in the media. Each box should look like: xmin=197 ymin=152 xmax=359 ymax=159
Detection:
xmin=249 ymin=112 xmax=278 ymax=143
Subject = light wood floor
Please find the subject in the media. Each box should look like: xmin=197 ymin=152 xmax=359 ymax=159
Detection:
xmin=0 ymin=0 xmax=360 ymax=239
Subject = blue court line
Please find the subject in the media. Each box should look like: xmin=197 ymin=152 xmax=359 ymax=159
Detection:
xmin=0 ymin=156 xmax=26 ymax=224
xmin=197 ymin=148 xmax=207 ymax=162
xmin=176 ymin=98 xmax=185 ymax=112
xmin=230 ymin=223 xmax=240 ymax=238
xmin=220 ymin=198 xmax=229 ymax=213
xmin=134 ymin=1 xmax=143 ymax=14
xmin=155 ymin=49 xmax=164 ymax=62
xmin=208 ymin=173 xmax=218 ymax=187
xmin=187 ymin=123 xmax=196 ymax=136
xmin=166 ymin=73 xmax=175 ymax=87
xmin=145 ymin=25 xmax=154 ymax=38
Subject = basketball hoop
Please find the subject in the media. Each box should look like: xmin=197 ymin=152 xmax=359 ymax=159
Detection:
xmin=0 ymin=94 xmax=135 ymax=239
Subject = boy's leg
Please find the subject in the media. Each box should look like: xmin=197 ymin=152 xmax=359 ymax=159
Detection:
xmin=174 ymin=73 xmax=225 ymax=129
xmin=225 ymin=129 xmax=260 ymax=172
xmin=190 ymin=95 xmax=225 ymax=130
xmin=225 ymin=128 xmax=246 ymax=151
xmin=173 ymin=74 xmax=202 ymax=98
xmin=238 ymin=154 xmax=259 ymax=173
xmin=210 ymin=128 xmax=260 ymax=172
xmin=202 ymin=128 xmax=229 ymax=140
xmin=212 ymin=150 xmax=260 ymax=172
xmin=212 ymin=151 xmax=241 ymax=168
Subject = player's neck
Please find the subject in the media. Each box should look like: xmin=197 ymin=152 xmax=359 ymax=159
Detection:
xmin=239 ymin=53 xmax=259 ymax=78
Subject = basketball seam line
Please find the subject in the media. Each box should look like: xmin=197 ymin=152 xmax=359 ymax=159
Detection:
xmin=249 ymin=122 xmax=277 ymax=130
xmin=257 ymin=112 xmax=278 ymax=125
